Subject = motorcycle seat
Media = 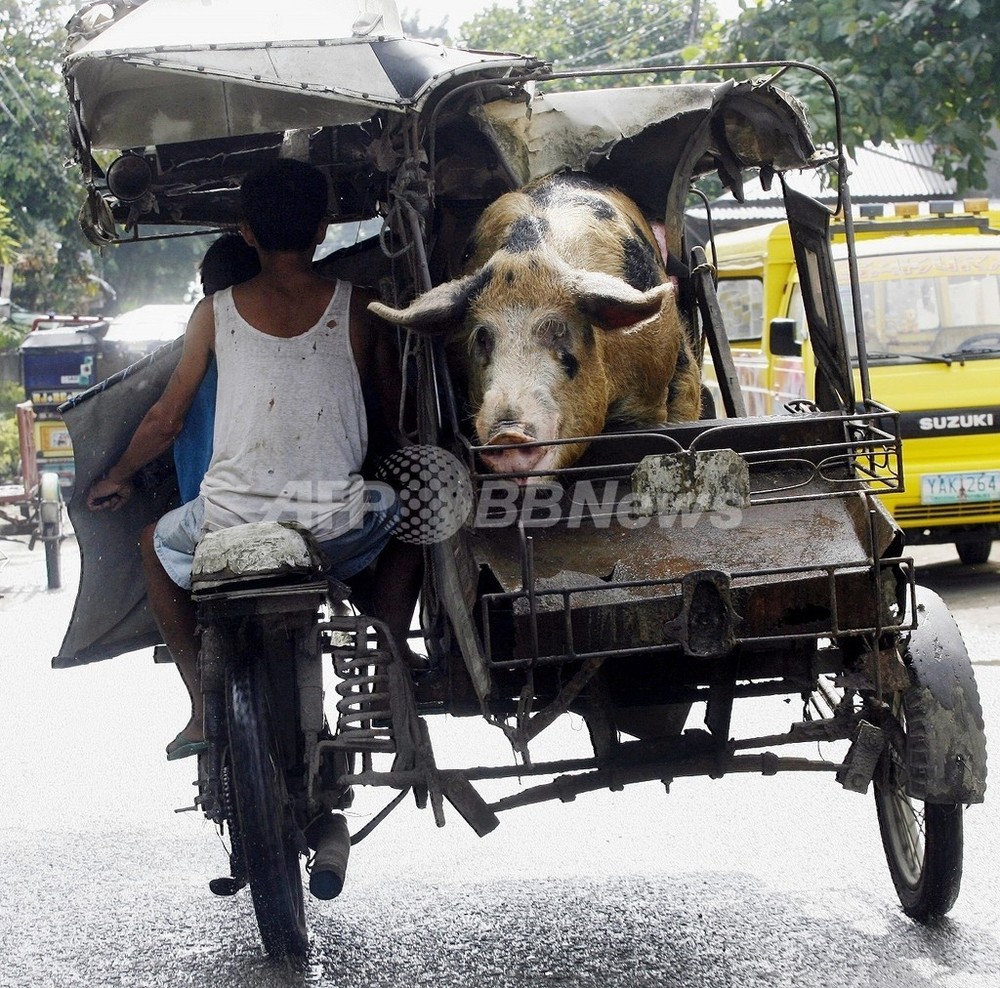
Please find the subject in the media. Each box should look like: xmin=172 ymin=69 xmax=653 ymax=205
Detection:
xmin=192 ymin=520 xmax=326 ymax=590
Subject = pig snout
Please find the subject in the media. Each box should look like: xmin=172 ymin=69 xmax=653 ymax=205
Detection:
xmin=477 ymin=425 xmax=551 ymax=478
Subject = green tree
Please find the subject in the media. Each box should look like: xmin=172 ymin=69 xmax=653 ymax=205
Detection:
xmin=0 ymin=196 xmax=17 ymax=264
xmin=0 ymin=0 xmax=108 ymax=312
xmin=0 ymin=415 xmax=20 ymax=482
xmin=720 ymin=0 xmax=998 ymax=192
xmin=0 ymin=0 xmax=76 ymax=239
xmin=461 ymin=0 xmax=717 ymax=86
xmin=1 ymin=1 xmax=201 ymax=315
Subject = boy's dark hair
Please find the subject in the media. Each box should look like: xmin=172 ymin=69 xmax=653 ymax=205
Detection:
xmin=199 ymin=233 xmax=261 ymax=294
xmin=239 ymin=159 xmax=329 ymax=251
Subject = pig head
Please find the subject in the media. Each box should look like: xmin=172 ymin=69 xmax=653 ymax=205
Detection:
xmin=370 ymin=174 xmax=701 ymax=477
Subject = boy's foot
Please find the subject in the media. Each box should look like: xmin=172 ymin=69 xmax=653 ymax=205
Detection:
xmin=166 ymin=730 xmax=209 ymax=761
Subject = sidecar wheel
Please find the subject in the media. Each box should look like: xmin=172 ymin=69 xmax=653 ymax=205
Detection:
xmin=874 ymin=694 xmax=964 ymax=920
xmin=871 ymin=587 xmax=984 ymax=920
xmin=227 ymin=647 xmax=308 ymax=958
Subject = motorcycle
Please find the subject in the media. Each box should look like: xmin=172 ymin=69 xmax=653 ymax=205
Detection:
xmin=57 ymin=1 xmax=987 ymax=960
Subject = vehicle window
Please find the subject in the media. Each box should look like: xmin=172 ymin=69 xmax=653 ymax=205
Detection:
xmin=834 ymin=249 xmax=1000 ymax=358
xmin=785 ymin=285 xmax=810 ymax=345
xmin=315 ymin=218 xmax=383 ymax=259
xmin=715 ymin=278 xmax=763 ymax=341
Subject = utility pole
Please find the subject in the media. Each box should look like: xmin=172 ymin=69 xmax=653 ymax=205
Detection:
xmin=689 ymin=0 xmax=702 ymax=43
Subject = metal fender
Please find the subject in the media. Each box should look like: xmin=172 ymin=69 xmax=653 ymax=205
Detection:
xmin=901 ymin=586 xmax=988 ymax=804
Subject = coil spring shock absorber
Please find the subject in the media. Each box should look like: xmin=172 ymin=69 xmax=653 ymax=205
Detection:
xmin=323 ymin=620 xmax=397 ymax=755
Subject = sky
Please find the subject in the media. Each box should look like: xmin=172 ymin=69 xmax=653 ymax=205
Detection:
xmin=401 ymin=0 xmax=741 ymax=33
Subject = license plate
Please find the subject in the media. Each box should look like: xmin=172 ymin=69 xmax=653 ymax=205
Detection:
xmin=920 ymin=470 xmax=1000 ymax=504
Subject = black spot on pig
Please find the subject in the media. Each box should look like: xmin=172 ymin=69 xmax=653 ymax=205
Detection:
xmin=503 ymin=215 xmax=548 ymax=253
xmin=559 ymin=351 xmax=580 ymax=379
xmin=622 ymin=236 xmax=660 ymax=292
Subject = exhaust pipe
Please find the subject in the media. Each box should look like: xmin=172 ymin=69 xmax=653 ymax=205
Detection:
xmin=307 ymin=812 xmax=351 ymax=900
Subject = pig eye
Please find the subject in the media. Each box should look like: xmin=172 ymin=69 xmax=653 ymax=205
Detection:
xmin=537 ymin=318 xmax=569 ymax=348
xmin=470 ymin=324 xmax=494 ymax=364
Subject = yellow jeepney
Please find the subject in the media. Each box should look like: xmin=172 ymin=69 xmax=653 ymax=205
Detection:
xmin=709 ymin=201 xmax=1000 ymax=564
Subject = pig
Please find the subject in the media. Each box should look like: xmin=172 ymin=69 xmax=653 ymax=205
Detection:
xmin=369 ymin=173 xmax=701 ymax=477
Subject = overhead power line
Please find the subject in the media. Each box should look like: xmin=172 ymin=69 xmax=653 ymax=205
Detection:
xmin=0 ymin=40 xmax=44 ymax=124
xmin=0 ymin=94 xmax=19 ymax=127
xmin=0 ymin=63 xmax=40 ymax=129
xmin=560 ymin=8 xmax=683 ymax=67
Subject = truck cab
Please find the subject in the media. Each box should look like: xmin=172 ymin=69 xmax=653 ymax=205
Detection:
xmin=709 ymin=201 xmax=1000 ymax=564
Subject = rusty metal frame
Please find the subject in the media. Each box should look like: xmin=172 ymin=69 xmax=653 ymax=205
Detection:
xmin=328 ymin=689 xmax=888 ymax=823
xmin=449 ymin=401 xmax=911 ymax=671
xmin=479 ymin=553 xmax=917 ymax=672
xmin=454 ymin=400 xmax=902 ymax=499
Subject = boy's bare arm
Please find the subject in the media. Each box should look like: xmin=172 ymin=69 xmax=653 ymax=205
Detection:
xmin=88 ymin=300 xmax=215 ymax=511
xmin=351 ymin=286 xmax=405 ymax=445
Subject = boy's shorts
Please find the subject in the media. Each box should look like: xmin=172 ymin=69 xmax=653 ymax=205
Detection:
xmin=154 ymin=492 xmax=399 ymax=591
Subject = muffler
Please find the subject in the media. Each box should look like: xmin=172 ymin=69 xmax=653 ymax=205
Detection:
xmin=307 ymin=812 xmax=351 ymax=900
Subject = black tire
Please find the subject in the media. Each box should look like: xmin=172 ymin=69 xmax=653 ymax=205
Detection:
xmin=226 ymin=643 xmax=308 ymax=958
xmin=874 ymin=695 xmax=964 ymax=920
xmin=43 ymin=522 xmax=61 ymax=590
xmin=956 ymin=539 xmax=992 ymax=566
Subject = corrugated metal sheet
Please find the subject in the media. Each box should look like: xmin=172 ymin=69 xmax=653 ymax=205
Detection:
xmin=846 ymin=141 xmax=956 ymax=198
xmin=689 ymin=140 xmax=956 ymax=229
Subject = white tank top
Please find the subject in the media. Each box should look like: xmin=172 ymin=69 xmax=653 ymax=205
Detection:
xmin=200 ymin=280 xmax=367 ymax=540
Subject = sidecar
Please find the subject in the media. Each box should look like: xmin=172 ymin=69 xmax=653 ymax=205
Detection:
xmin=58 ymin=0 xmax=985 ymax=928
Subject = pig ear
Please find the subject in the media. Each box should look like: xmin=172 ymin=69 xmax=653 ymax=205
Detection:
xmin=367 ymin=276 xmax=475 ymax=332
xmin=572 ymin=272 xmax=671 ymax=331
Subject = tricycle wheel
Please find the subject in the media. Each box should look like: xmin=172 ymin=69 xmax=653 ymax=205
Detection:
xmin=226 ymin=642 xmax=308 ymax=958
xmin=43 ymin=521 xmax=61 ymax=590
xmin=874 ymin=692 xmax=964 ymax=920
xmin=870 ymin=585 xmax=986 ymax=920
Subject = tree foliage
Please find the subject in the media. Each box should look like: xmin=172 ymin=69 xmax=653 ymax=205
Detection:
xmin=0 ymin=0 xmax=201 ymax=316
xmin=461 ymin=0 xmax=717 ymax=86
xmin=0 ymin=0 xmax=77 ymax=239
xmin=0 ymin=414 xmax=20 ymax=482
xmin=721 ymin=0 xmax=998 ymax=191
xmin=0 ymin=0 xmax=112 ymax=312
xmin=0 ymin=197 xmax=17 ymax=265
xmin=400 ymin=7 xmax=450 ymax=43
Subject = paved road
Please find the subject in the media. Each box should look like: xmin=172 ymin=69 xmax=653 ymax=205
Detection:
xmin=0 ymin=533 xmax=997 ymax=988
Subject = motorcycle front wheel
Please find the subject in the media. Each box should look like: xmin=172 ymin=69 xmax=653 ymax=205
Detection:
xmin=226 ymin=640 xmax=308 ymax=959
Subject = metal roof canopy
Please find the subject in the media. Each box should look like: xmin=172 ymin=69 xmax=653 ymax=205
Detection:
xmin=64 ymin=0 xmax=537 ymax=147
xmin=469 ymin=75 xmax=823 ymax=259
xmin=65 ymin=21 xmax=827 ymax=245
xmin=63 ymin=0 xmax=541 ymax=233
